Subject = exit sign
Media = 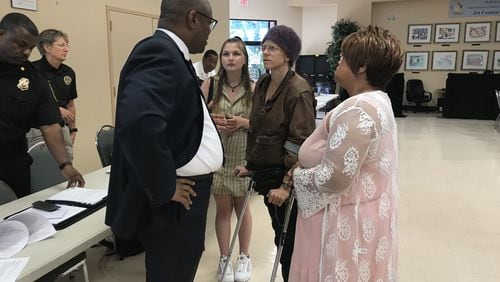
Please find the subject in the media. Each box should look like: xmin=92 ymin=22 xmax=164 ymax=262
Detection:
xmin=239 ymin=0 xmax=248 ymax=7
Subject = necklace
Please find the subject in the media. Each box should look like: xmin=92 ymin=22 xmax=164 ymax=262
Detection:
xmin=225 ymin=80 xmax=243 ymax=92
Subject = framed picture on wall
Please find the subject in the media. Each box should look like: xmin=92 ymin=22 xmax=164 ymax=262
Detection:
xmin=493 ymin=51 xmax=500 ymax=71
xmin=464 ymin=22 xmax=491 ymax=42
xmin=432 ymin=51 xmax=457 ymax=70
xmin=462 ymin=50 xmax=488 ymax=70
xmin=11 ymin=0 xmax=37 ymax=11
xmin=434 ymin=23 xmax=460 ymax=43
xmin=405 ymin=51 xmax=429 ymax=70
xmin=408 ymin=24 xmax=432 ymax=44
xmin=496 ymin=22 xmax=500 ymax=42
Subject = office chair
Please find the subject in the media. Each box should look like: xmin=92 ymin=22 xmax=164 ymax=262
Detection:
xmin=37 ymin=251 xmax=89 ymax=282
xmin=26 ymin=128 xmax=44 ymax=149
xmin=0 ymin=180 xmax=17 ymax=205
xmin=26 ymin=142 xmax=89 ymax=282
xmin=495 ymin=90 xmax=500 ymax=130
xmin=28 ymin=141 xmax=66 ymax=193
xmin=95 ymin=125 xmax=146 ymax=259
xmin=95 ymin=125 xmax=122 ymax=257
xmin=95 ymin=125 xmax=115 ymax=167
xmin=405 ymin=79 xmax=432 ymax=112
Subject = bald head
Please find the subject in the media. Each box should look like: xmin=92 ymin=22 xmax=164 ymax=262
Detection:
xmin=157 ymin=0 xmax=214 ymax=55
xmin=159 ymin=0 xmax=210 ymax=24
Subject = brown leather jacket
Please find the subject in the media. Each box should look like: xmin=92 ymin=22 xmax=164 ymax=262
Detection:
xmin=246 ymin=70 xmax=316 ymax=171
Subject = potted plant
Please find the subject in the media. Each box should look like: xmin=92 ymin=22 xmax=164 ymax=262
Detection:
xmin=325 ymin=18 xmax=360 ymax=82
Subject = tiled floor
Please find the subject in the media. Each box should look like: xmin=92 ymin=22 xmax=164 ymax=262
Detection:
xmin=80 ymin=113 xmax=500 ymax=282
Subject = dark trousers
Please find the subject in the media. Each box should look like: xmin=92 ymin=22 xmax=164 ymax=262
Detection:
xmin=0 ymin=152 xmax=32 ymax=198
xmin=263 ymin=196 xmax=298 ymax=282
xmin=139 ymin=174 xmax=213 ymax=282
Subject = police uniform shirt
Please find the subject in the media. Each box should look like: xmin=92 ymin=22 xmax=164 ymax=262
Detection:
xmin=0 ymin=61 xmax=61 ymax=152
xmin=33 ymin=56 xmax=77 ymax=108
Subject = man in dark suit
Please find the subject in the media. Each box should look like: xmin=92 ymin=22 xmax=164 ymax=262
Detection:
xmin=104 ymin=0 xmax=223 ymax=281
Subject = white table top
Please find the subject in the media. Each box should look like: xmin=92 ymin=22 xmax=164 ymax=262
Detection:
xmin=315 ymin=94 xmax=339 ymax=110
xmin=0 ymin=167 xmax=112 ymax=282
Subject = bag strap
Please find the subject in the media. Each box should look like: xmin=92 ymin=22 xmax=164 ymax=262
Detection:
xmin=207 ymin=76 xmax=216 ymax=104
xmin=284 ymin=140 xmax=300 ymax=154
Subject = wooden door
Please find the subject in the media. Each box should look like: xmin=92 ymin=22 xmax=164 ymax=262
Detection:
xmin=106 ymin=7 xmax=158 ymax=121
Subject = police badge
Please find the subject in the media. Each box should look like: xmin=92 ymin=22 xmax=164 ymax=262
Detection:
xmin=17 ymin=77 xmax=30 ymax=91
xmin=64 ymin=75 xmax=72 ymax=85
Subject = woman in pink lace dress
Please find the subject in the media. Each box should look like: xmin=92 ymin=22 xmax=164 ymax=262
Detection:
xmin=289 ymin=25 xmax=404 ymax=282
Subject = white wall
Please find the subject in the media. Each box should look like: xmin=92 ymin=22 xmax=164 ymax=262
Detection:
xmin=230 ymin=0 xmax=338 ymax=56
xmin=290 ymin=0 xmax=499 ymax=106
xmin=230 ymin=0 xmax=303 ymax=43
xmin=372 ymin=0 xmax=499 ymax=105
xmin=290 ymin=0 xmax=372 ymax=26
xmin=289 ymin=0 xmax=413 ymax=24
xmin=301 ymin=6 xmax=337 ymax=54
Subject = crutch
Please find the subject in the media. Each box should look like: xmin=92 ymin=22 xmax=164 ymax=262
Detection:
xmin=269 ymin=190 xmax=296 ymax=282
xmin=220 ymin=173 xmax=255 ymax=282
xmin=268 ymin=141 xmax=300 ymax=282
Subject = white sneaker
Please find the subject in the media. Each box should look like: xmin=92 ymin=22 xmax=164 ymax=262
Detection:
xmin=234 ymin=253 xmax=251 ymax=282
xmin=217 ymin=256 xmax=234 ymax=282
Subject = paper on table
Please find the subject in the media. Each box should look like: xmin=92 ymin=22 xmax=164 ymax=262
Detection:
xmin=48 ymin=188 xmax=107 ymax=206
xmin=0 ymin=221 xmax=29 ymax=258
xmin=0 ymin=257 xmax=29 ymax=282
xmin=8 ymin=212 xmax=56 ymax=244
xmin=25 ymin=205 xmax=69 ymax=220
xmin=18 ymin=206 xmax=86 ymax=225
xmin=46 ymin=206 xmax=86 ymax=225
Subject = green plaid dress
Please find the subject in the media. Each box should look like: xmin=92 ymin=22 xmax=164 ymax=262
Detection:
xmin=211 ymin=85 xmax=252 ymax=197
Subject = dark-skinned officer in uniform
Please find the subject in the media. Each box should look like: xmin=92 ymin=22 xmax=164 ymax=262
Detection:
xmin=0 ymin=13 xmax=84 ymax=198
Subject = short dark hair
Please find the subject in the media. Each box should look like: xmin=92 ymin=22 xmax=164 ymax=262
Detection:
xmin=0 ymin=13 xmax=38 ymax=36
xmin=341 ymin=25 xmax=403 ymax=89
xmin=203 ymin=49 xmax=217 ymax=59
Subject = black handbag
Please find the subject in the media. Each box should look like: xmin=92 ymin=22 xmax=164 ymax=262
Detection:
xmin=251 ymin=167 xmax=285 ymax=195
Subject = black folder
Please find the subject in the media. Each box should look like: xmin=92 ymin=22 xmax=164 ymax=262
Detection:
xmin=5 ymin=198 xmax=107 ymax=230
xmin=50 ymin=198 xmax=107 ymax=230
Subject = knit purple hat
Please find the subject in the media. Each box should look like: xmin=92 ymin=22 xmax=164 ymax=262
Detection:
xmin=262 ymin=25 xmax=301 ymax=67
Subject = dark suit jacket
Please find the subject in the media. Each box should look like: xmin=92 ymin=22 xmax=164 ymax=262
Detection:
xmin=105 ymin=30 xmax=205 ymax=239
